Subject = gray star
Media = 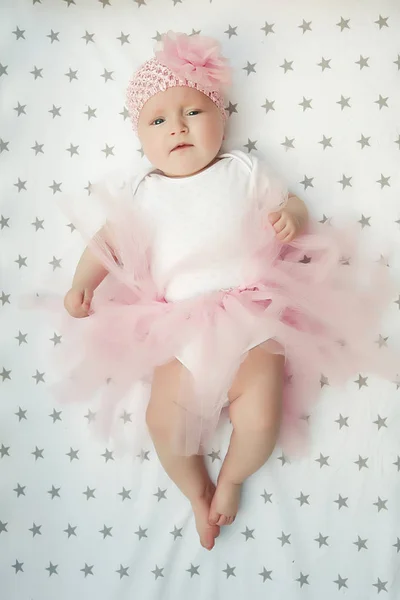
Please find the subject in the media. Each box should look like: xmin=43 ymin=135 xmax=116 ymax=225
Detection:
xmin=1 ymin=367 xmax=12 ymax=380
xmin=300 ymin=175 xmax=314 ymax=190
xmin=354 ymin=455 xmax=369 ymax=470
xmin=357 ymin=134 xmax=371 ymax=149
xmin=0 ymin=138 xmax=9 ymax=152
xmin=187 ymin=563 xmax=200 ymax=577
xmin=318 ymin=57 xmax=331 ymax=71
xmin=137 ymin=448 xmax=150 ymax=462
xmin=315 ymin=453 xmax=329 ymax=468
xmin=30 ymin=66 xmax=43 ymax=79
xmin=14 ymin=102 xmax=26 ymax=116
xmin=32 ymin=217 xmax=44 ymax=230
xmin=376 ymin=334 xmax=389 ymax=348
xmin=376 ymin=174 xmax=390 ymax=189
xmin=83 ymin=486 xmax=96 ymax=500
xmin=359 ymin=215 xmax=371 ymax=229
xmin=0 ymin=520 xmax=8 ymax=533
xmin=32 ymin=446 xmax=44 ymax=460
xmin=0 ymin=215 xmax=10 ymax=229
xmin=262 ymin=98 xmax=275 ymax=113
xmin=84 ymin=181 xmax=92 ymax=195
xmin=355 ymin=55 xmax=369 ymax=69
xmin=373 ymin=578 xmax=388 ymax=593
xmin=154 ymin=487 xmax=167 ymax=501
xmin=353 ymin=536 xmax=368 ymax=551
xmin=355 ymin=374 xmax=368 ymax=389
xmin=135 ymin=526 xmax=148 ymax=540
xmin=13 ymin=26 xmax=26 ymax=40
xmin=49 ymin=105 xmax=61 ymax=118
xmin=117 ymin=32 xmax=130 ymax=45
xmin=208 ymin=449 xmax=221 ymax=462
xmin=374 ymin=415 xmax=388 ymax=430
xmin=315 ymin=533 xmax=329 ymax=548
xmin=32 ymin=370 xmax=45 ymax=384
xmin=334 ymin=574 xmax=348 ymax=590
xmin=337 ymin=17 xmax=350 ymax=31
xmin=296 ymin=572 xmax=310 ymax=587
xmin=84 ymin=106 xmax=97 ymax=120
xmin=14 ymin=484 xmax=26 ymax=496
xmin=393 ymin=456 xmax=400 ymax=471
xmin=226 ymin=101 xmax=238 ymax=117
xmin=118 ymin=487 xmax=131 ymax=501
xmin=280 ymin=59 xmax=294 ymax=73
xmin=222 ymin=564 xmax=236 ymax=578
xmin=15 ymin=407 xmax=27 ymax=421
xmin=261 ymin=21 xmax=275 ymax=35
xmin=244 ymin=139 xmax=257 ymax=153
xmin=65 ymin=68 xmax=78 ymax=82
xmin=46 ymin=562 xmax=58 ymax=576
xmin=84 ymin=409 xmax=96 ymax=423
xmin=278 ymin=452 xmax=290 ymax=466
xmin=393 ymin=538 xmax=400 ymax=553
xmin=12 ymin=560 xmax=24 ymax=573
xmin=101 ymin=448 xmax=114 ymax=462
xmin=334 ymin=494 xmax=348 ymax=509
xmin=102 ymin=144 xmax=115 ymax=157
xmin=15 ymin=331 xmax=28 ymax=345
xmin=116 ymin=564 xmax=129 ymax=579
xmin=119 ymin=106 xmax=129 ymax=120
xmin=242 ymin=526 xmax=255 ymax=540
xmin=67 ymin=222 xmax=76 ymax=233
xmin=64 ymin=0 xmax=76 ymax=5
xmin=0 ymin=63 xmax=8 ymax=77
xmin=48 ymin=485 xmax=61 ymax=499
xmin=152 ymin=565 xmax=164 ymax=579
xmin=0 ymin=444 xmax=10 ymax=458
xmin=101 ymin=69 xmax=114 ymax=82
xmin=259 ymin=567 xmax=273 ymax=582
xmin=29 ymin=523 xmax=42 ymax=537
xmin=375 ymin=15 xmax=389 ymax=29
xmin=49 ymin=180 xmax=62 ymax=194
xmin=243 ymin=61 xmax=256 ymax=75
xmin=298 ymin=19 xmax=312 ymax=34
xmin=337 ymin=95 xmax=351 ymax=110
xmin=120 ymin=410 xmax=132 ymax=424
xmin=261 ymin=490 xmax=273 ymax=503
xmin=99 ymin=524 xmax=113 ymax=538
xmin=66 ymin=447 xmax=79 ymax=461
xmin=64 ymin=523 xmax=77 ymax=538
xmin=66 ymin=143 xmax=79 ymax=157
xmin=47 ymin=30 xmax=60 ymax=43
xmin=278 ymin=531 xmax=291 ymax=546
xmin=82 ymin=31 xmax=95 ymax=44
xmin=14 ymin=178 xmax=27 ymax=192
xmin=15 ymin=255 xmax=27 ymax=268
xmin=319 ymin=135 xmax=333 ymax=150
xmin=225 ymin=25 xmax=238 ymax=38
xmin=299 ymin=97 xmax=312 ymax=111
xmin=375 ymin=95 xmax=389 ymax=110
xmin=296 ymin=492 xmax=310 ymax=506
xmin=50 ymin=409 xmax=62 ymax=423
xmin=373 ymin=497 xmax=388 ymax=512
xmin=81 ymin=563 xmax=94 ymax=577
xmin=170 ymin=525 xmax=183 ymax=540
xmin=394 ymin=55 xmax=400 ymax=71
xmin=50 ymin=332 xmax=62 ymax=346
xmin=281 ymin=137 xmax=295 ymax=151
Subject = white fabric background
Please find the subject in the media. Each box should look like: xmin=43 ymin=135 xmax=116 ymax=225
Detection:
xmin=1 ymin=1 xmax=400 ymax=598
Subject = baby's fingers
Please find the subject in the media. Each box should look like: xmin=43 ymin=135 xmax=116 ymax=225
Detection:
xmin=83 ymin=289 xmax=93 ymax=311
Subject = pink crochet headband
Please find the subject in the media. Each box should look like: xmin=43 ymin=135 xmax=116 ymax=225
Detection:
xmin=126 ymin=31 xmax=232 ymax=134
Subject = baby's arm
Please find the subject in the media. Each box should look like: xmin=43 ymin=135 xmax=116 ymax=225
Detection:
xmin=64 ymin=225 xmax=113 ymax=318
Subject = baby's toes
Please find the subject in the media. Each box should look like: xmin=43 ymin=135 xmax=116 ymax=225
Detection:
xmin=216 ymin=514 xmax=228 ymax=526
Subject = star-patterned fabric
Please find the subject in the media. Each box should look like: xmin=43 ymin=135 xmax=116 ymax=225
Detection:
xmin=1 ymin=1 xmax=400 ymax=599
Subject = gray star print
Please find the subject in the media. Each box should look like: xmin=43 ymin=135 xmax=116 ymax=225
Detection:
xmin=46 ymin=562 xmax=58 ymax=576
xmin=259 ymin=567 xmax=273 ymax=582
xmin=337 ymin=95 xmax=351 ymax=110
xmin=334 ymin=575 xmax=348 ymax=590
xmin=65 ymin=68 xmax=78 ymax=82
xmin=50 ymin=333 xmax=62 ymax=345
xmin=334 ymin=495 xmax=348 ymax=509
xmin=261 ymin=490 xmax=273 ymax=503
xmin=47 ymin=30 xmax=60 ymax=43
xmin=101 ymin=69 xmax=114 ymax=82
xmin=32 ymin=217 xmax=44 ymax=229
xmin=315 ymin=533 xmax=329 ymax=548
xmin=315 ymin=453 xmax=329 ymax=468
xmin=30 ymin=66 xmax=43 ymax=79
xmin=66 ymin=448 xmax=79 ymax=461
xmin=354 ymin=536 xmax=368 ymax=551
xmin=356 ymin=55 xmax=369 ymax=69
xmin=373 ymin=497 xmax=388 ymax=512
xmin=116 ymin=564 xmax=129 ymax=578
xmin=102 ymin=448 xmax=114 ymax=462
xmin=48 ymin=486 xmax=61 ymax=499
xmin=299 ymin=19 xmax=312 ymax=33
xmin=152 ymin=565 xmax=164 ymax=579
xmin=12 ymin=560 xmax=24 ymax=573
xmin=187 ymin=563 xmax=200 ymax=577
xmin=296 ymin=492 xmax=310 ymax=506
xmin=208 ymin=449 xmax=221 ymax=462
xmin=336 ymin=414 xmax=349 ymax=428
xmin=243 ymin=61 xmax=256 ymax=75
xmin=373 ymin=578 xmax=388 ymax=593
xmin=354 ymin=455 xmax=369 ymax=470
xmin=29 ymin=523 xmax=42 ymax=537
xmin=49 ymin=105 xmax=61 ymax=118
xmin=49 ymin=181 xmax=62 ymax=194
xmin=337 ymin=17 xmax=350 ymax=31
xmin=278 ymin=531 xmax=291 ymax=546
xmin=0 ymin=521 xmax=8 ymax=533
xmin=84 ymin=106 xmax=97 ymax=119
xmin=0 ymin=216 xmax=10 ymax=229
xmin=85 ymin=409 xmax=96 ymax=423
xmin=154 ymin=487 xmax=167 ymax=501
xmin=81 ymin=564 xmax=94 ymax=577
xmin=100 ymin=525 xmax=113 ymax=538
xmin=296 ymin=572 xmax=310 ymax=587
xmin=15 ymin=407 xmax=27 ymax=421
xmin=32 ymin=447 xmax=44 ymax=460
xmin=82 ymin=31 xmax=95 ymax=44
xmin=102 ymin=144 xmax=115 ymax=157
xmin=117 ymin=32 xmax=130 ymax=45
xmin=14 ymin=178 xmax=27 ymax=192
xmin=225 ymin=25 xmax=237 ymax=38
xmin=223 ymin=564 xmax=236 ymax=578
xmin=0 ymin=444 xmax=10 ymax=458
xmin=83 ymin=486 xmax=96 ymax=500
xmin=261 ymin=22 xmax=274 ymax=35
xmin=15 ymin=331 xmax=28 ymax=345
xmin=13 ymin=27 xmax=26 ymax=40
xmin=32 ymin=370 xmax=45 ymax=384
xmin=64 ymin=524 xmax=77 ymax=538
xmin=14 ymin=102 xmax=26 ymax=116
xmin=242 ymin=526 xmax=255 ymax=540
xmin=170 ymin=526 xmax=183 ymax=540
xmin=118 ymin=487 xmax=131 ymax=501
xmin=1 ymin=367 xmax=12 ymax=380
xmin=14 ymin=484 xmax=26 ymax=497
xmin=135 ymin=526 xmax=148 ymax=540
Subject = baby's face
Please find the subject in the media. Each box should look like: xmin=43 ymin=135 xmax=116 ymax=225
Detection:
xmin=137 ymin=86 xmax=225 ymax=178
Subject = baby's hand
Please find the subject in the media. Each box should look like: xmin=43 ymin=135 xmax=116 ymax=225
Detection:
xmin=268 ymin=209 xmax=305 ymax=244
xmin=64 ymin=286 xmax=94 ymax=318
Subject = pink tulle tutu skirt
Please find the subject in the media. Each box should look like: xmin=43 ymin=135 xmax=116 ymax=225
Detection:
xmin=27 ymin=177 xmax=400 ymax=458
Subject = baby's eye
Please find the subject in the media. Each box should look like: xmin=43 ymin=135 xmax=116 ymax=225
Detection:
xmin=152 ymin=118 xmax=164 ymax=126
xmin=188 ymin=110 xmax=200 ymax=116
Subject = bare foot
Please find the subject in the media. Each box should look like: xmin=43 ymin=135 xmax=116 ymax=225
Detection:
xmin=208 ymin=478 xmax=241 ymax=527
xmin=191 ymin=481 xmax=221 ymax=550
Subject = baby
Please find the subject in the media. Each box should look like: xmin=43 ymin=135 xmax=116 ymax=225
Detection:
xmin=61 ymin=31 xmax=394 ymax=552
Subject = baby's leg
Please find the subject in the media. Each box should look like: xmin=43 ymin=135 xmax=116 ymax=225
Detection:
xmin=146 ymin=358 xmax=220 ymax=550
xmin=209 ymin=345 xmax=285 ymax=526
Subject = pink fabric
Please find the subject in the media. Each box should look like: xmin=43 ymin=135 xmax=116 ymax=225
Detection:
xmin=33 ymin=177 xmax=400 ymax=459
xmin=126 ymin=31 xmax=230 ymax=133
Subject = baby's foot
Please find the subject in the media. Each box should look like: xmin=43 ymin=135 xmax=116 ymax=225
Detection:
xmin=191 ymin=481 xmax=221 ymax=551
xmin=208 ymin=478 xmax=241 ymax=526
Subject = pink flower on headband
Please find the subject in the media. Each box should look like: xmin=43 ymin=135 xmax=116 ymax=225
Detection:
xmin=154 ymin=30 xmax=232 ymax=91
